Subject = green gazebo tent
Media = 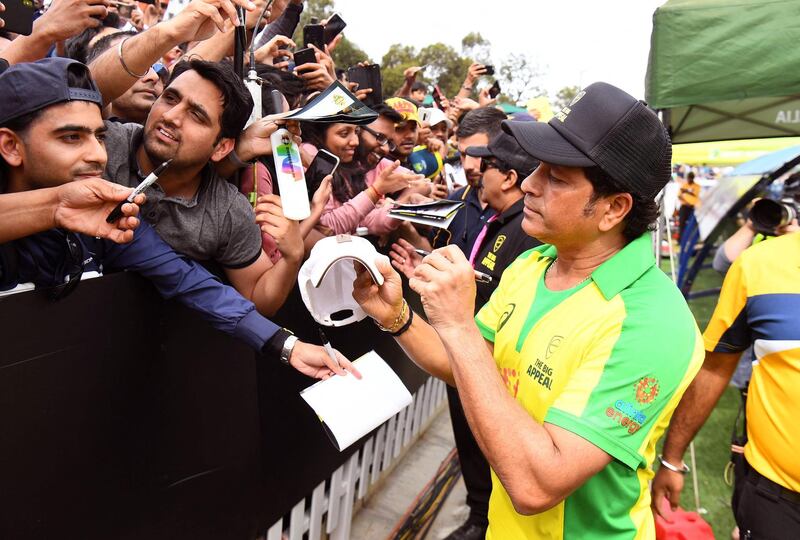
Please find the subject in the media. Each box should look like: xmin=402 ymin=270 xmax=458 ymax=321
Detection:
xmin=646 ymin=0 xmax=800 ymax=143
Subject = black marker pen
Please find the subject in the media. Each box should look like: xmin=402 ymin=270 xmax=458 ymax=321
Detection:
xmin=106 ymin=159 xmax=172 ymax=223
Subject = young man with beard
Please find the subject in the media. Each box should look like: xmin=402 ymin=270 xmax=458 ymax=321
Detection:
xmin=101 ymin=59 xmax=303 ymax=317
xmin=385 ymin=97 xmax=421 ymax=167
xmin=0 ymin=57 xmax=357 ymax=379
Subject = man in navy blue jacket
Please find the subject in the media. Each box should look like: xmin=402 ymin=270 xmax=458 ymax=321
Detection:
xmin=0 ymin=57 xmax=357 ymax=379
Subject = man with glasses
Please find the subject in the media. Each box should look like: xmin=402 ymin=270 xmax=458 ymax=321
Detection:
xmin=86 ymin=31 xmax=168 ymax=125
xmin=355 ymin=103 xmax=403 ymax=169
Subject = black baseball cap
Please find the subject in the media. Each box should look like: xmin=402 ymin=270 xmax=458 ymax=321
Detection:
xmin=465 ymin=132 xmax=540 ymax=178
xmin=0 ymin=58 xmax=103 ymax=125
xmin=502 ymin=82 xmax=672 ymax=200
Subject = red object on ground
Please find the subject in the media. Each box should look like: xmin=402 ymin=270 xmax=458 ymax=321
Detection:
xmin=654 ymin=499 xmax=715 ymax=540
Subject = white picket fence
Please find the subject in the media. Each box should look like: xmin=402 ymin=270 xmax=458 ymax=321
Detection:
xmin=258 ymin=376 xmax=448 ymax=540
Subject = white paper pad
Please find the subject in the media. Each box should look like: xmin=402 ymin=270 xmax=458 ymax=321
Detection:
xmin=300 ymin=351 xmax=412 ymax=451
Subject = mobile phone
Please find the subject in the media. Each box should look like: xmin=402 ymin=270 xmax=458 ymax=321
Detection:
xmin=488 ymin=80 xmax=501 ymax=99
xmin=293 ymin=47 xmax=317 ymax=69
xmin=346 ymin=64 xmax=383 ymax=106
xmin=432 ymin=85 xmax=444 ymax=108
xmin=303 ymin=23 xmax=325 ymax=51
xmin=483 ymin=64 xmax=495 ymax=76
xmin=2 ymin=0 xmax=36 ymax=35
xmin=323 ymin=13 xmax=347 ymax=44
xmin=306 ymin=149 xmax=340 ymax=195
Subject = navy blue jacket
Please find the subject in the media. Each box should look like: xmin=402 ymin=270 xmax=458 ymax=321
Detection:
xmin=0 ymin=220 xmax=279 ymax=351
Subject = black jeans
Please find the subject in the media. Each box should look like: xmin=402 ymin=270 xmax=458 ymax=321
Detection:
xmin=447 ymin=384 xmax=491 ymax=527
xmin=736 ymin=460 xmax=800 ymax=540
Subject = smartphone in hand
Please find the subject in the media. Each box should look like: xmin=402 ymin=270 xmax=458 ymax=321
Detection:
xmin=347 ymin=64 xmax=383 ymax=106
xmin=306 ymin=149 xmax=340 ymax=196
xmin=293 ymin=47 xmax=318 ymax=69
xmin=303 ymin=23 xmax=325 ymax=51
xmin=488 ymin=80 xmax=501 ymax=99
xmin=2 ymin=0 xmax=36 ymax=35
xmin=323 ymin=13 xmax=347 ymax=44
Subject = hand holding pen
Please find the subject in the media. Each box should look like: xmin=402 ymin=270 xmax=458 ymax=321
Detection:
xmin=389 ymin=239 xmax=492 ymax=283
xmin=106 ymin=159 xmax=172 ymax=223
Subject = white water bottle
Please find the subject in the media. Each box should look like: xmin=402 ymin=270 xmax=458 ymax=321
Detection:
xmin=270 ymin=128 xmax=311 ymax=220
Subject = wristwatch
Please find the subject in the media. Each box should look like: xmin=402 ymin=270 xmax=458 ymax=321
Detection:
xmin=280 ymin=334 xmax=299 ymax=365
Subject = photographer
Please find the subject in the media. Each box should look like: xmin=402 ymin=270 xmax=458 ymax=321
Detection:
xmin=652 ymin=227 xmax=800 ymax=539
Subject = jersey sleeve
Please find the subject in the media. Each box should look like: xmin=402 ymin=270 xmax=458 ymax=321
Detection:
xmin=544 ymin=295 xmax=704 ymax=470
xmin=703 ymin=256 xmax=750 ymax=353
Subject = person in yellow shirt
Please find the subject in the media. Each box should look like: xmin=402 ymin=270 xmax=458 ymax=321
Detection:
xmin=678 ymin=171 xmax=701 ymax=243
xmin=652 ymin=230 xmax=800 ymax=539
xmin=354 ymin=82 xmax=704 ymax=539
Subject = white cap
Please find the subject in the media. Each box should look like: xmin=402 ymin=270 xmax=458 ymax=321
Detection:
xmin=418 ymin=107 xmax=453 ymax=129
xmin=298 ymin=235 xmax=388 ymax=326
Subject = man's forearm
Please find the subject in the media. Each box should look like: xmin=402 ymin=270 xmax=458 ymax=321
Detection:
xmin=723 ymin=224 xmax=756 ymax=263
xmin=662 ymin=351 xmax=739 ymax=463
xmin=0 ymin=31 xmax=57 ymax=65
xmin=250 ymin=256 xmax=301 ymax=316
xmin=390 ymin=312 xmax=454 ymax=385
xmin=89 ymin=23 xmax=179 ymax=102
xmin=0 ymin=189 xmax=59 ymax=243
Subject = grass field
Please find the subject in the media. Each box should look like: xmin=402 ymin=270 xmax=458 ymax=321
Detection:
xmin=659 ymin=258 xmax=738 ymax=539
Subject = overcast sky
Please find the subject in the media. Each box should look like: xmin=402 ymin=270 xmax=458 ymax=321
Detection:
xmin=334 ymin=0 xmax=666 ymax=100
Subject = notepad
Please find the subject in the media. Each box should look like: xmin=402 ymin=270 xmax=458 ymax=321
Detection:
xmin=300 ymin=351 xmax=412 ymax=451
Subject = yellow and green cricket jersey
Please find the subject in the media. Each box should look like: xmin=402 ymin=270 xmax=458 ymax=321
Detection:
xmin=474 ymin=233 xmax=704 ymax=539
xmin=704 ymin=232 xmax=800 ymax=492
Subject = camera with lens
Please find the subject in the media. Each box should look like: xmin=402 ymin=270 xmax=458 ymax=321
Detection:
xmin=749 ymin=198 xmax=798 ymax=235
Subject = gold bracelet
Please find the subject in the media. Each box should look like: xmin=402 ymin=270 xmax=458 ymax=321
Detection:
xmin=375 ymin=299 xmax=407 ymax=333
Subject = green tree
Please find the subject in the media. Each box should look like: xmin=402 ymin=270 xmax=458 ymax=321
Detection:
xmin=498 ymin=53 xmax=545 ymax=105
xmin=554 ymin=85 xmax=581 ymax=111
xmin=331 ymin=36 xmax=371 ymax=70
xmin=380 ymin=44 xmax=419 ymax=97
xmin=461 ymin=32 xmax=492 ymax=65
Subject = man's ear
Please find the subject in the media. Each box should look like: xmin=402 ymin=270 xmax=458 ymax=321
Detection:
xmin=598 ymin=192 xmax=633 ymax=233
xmin=501 ymin=169 xmax=518 ymax=192
xmin=210 ymin=137 xmax=235 ymax=163
xmin=0 ymin=128 xmax=25 ymax=167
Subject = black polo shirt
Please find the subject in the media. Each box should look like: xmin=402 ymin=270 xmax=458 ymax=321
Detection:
xmin=471 ymin=198 xmax=540 ymax=311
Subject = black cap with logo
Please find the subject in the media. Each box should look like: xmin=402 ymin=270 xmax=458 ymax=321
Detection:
xmin=502 ymin=82 xmax=672 ymax=200
xmin=0 ymin=57 xmax=103 ymax=125
xmin=464 ymin=132 xmax=540 ymax=179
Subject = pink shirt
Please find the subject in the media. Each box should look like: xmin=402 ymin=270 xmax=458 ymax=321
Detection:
xmin=319 ymin=158 xmax=408 ymax=236
xmin=238 ymin=162 xmax=281 ymax=264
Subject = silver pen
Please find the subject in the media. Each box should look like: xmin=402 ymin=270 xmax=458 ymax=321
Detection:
xmin=413 ymin=249 xmax=492 ymax=283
